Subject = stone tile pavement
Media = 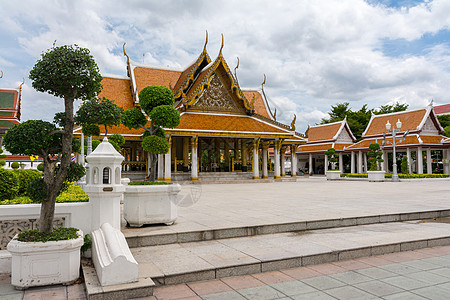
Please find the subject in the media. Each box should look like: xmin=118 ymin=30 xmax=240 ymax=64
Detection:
xmin=2 ymin=245 xmax=450 ymax=299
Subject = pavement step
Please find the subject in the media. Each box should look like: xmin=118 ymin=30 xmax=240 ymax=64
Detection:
xmin=82 ymin=258 xmax=155 ymax=300
xmin=130 ymin=221 xmax=450 ymax=286
xmin=123 ymin=209 xmax=450 ymax=248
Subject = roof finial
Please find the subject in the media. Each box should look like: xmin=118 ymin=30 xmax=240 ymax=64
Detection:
xmin=203 ymin=30 xmax=208 ymax=52
xmin=290 ymin=114 xmax=296 ymax=131
xmin=19 ymin=78 xmax=24 ymax=91
xmin=429 ymin=99 xmax=434 ymax=107
xmin=123 ymin=43 xmax=130 ymax=65
xmin=219 ymin=33 xmax=224 ymax=56
xmin=273 ymin=107 xmax=277 ymax=121
xmin=233 ymin=56 xmax=239 ymax=79
xmin=261 ymin=73 xmax=266 ymax=89
xmin=0 ymin=71 xmax=3 ymax=79
xmin=169 ymin=81 xmax=173 ymax=90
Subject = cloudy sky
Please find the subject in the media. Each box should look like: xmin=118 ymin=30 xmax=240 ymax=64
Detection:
xmin=1 ymin=0 xmax=449 ymax=132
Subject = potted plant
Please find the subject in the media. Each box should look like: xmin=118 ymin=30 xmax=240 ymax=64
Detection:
xmin=367 ymin=142 xmax=385 ymax=182
xmin=121 ymin=85 xmax=181 ymax=226
xmin=3 ymin=44 xmax=101 ymax=288
xmin=324 ymin=148 xmax=340 ymax=180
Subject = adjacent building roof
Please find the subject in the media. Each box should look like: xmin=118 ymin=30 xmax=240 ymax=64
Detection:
xmin=0 ymin=83 xmax=22 ymax=137
xmin=346 ymin=134 xmax=447 ymax=150
xmin=434 ymin=104 xmax=450 ymax=115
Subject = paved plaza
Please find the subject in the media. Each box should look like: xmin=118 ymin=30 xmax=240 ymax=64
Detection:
xmin=1 ymin=177 xmax=450 ymax=299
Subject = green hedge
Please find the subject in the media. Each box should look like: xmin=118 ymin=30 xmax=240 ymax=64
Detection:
xmin=0 ymin=182 xmax=89 ymax=205
xmin=0 ymin=169 xmax=18 ymax=200
xmin=341 ymin=173 xmax=450 ymax=179
xmin=17 ymin=227 xmax=79 ymax=242
xmin=14 ymin=169 xmax=42 ymax=196
xmin=128 ymin=181 xmax=173 ymax=185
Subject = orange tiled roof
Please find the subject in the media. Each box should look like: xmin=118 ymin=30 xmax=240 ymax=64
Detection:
xmin=419 ymin=135 xmax=447 ymax=144
xmin=173 ymin=62 xmax=196 ymax=94
xmin=243 ymin=90 xmax=271 ymax=119
xmin=99 ymin=77 xmax=134 ymax=110
xmin=307 ymin=123 xmax=342 ymax=142
xmin=185 ymin=65 xmax=212 ymax=99
xmin=169 ymin=112 xmax=291 ymax=135
xmin=443 ymin=137 xmax=450 ymax=144
xmin=298 ymin=143 xmax=352 ymax=153
xmin=133 ymin=67 xmax=181 ymax=94
xmin=363 ymin=109 xmax=427 ymax=137
xmin=346 ymin=135 xmax=446 ymax=150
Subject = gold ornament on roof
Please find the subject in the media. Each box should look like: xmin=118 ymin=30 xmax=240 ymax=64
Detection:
xmin=251 ymin=94 xmax=255 ymax=109
xmin=273 ymin=107 xmax=277 ymax=121
xmin=19 ymin=78 xmax=24 ymax=91
xmin=123 ymin=43 xmax=130 ymax=65
xmin=261 ymin=73 xmax=266 ymax=89
xmin=203 ymin=30 xmax=208 ymax=52
xmin=234 ymin=56 xmax=239 ymax=79
xmin=0 ymin=71 xmax=3 ymax=78
xmin=219 ymin=33 xmax=224 ymax=56
xmin=290 ymin=114 xmax=296 ymax=131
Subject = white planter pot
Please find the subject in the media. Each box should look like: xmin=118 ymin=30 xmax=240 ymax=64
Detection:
xmin=124 ymin=184 xmax=181 ymax=227
xmin=326 ymin=170 xmax=341 ymax=180
xmin=7 ymin=230 xmax=83 ymax=289
xmin=368 ymin=170 xmax=385 ymax=182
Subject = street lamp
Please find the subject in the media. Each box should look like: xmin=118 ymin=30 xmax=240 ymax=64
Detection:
xmin=386 ymin=119 xmax=402 ymax=182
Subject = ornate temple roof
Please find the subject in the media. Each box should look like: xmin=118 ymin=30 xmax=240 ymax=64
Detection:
xmin=0 ymin=76 xmax=22 ymax=137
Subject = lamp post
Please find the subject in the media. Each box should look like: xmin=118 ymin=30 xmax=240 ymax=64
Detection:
xmin=386 ymin=119 xmax=402 ymax=182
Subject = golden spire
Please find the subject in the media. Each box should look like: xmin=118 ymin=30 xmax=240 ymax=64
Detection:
xmin=219 ymin=33 xmax=224 ymax=56
xmin=290 ymin=114 xmax=297 ymax=131
xmin=203 ymin=30 xmax=208 ymax=52
xmin=123 ymin=43 xmax=130 ymax=65
xmin=261 ymin=73 xmax=266 ymax=89
xmin=234 ymin=56 xmax=239 ymax=79
xmin=251 ymin=94 xmax=255 ymax=109
xmin=273 ymin=107 xmax=277 ymax=121
xmin=0 ymin=71 xmax=3 ymax=78
xmin=19 ymin=78 xmax=24 ymax=91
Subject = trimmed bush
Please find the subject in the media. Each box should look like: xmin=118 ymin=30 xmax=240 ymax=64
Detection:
xmin=11 ymin=162 xmax=20 ymax=170
xmin=14 ymin=169 xmax=42 ymax=196
xmin=128 ymin=181 xmax=172 ymax=185
xmin=142 ymin=135 xmax=169 ymax=154
xmin=17 ymin=227 xmax=79 ymax=242
xmin=0 ymin=168 xmax=19 ymax=200
xmin=340 ymin=173 xmax=450 ymax=179
xmin=37 ymin=163 xmax=44 ymax=172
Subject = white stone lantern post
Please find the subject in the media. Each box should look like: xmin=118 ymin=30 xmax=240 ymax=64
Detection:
xmin=84 ymin=137 xmax=125 ymax=231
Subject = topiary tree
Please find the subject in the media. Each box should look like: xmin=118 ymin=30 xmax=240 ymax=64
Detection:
xmin=0 ymin=148 xmax=6 ymax=168
xmin=10 ymin=162 xmax=20 ymax=170
xmin=75 ymin=97 xmax=123 ymax=136
xmin=324 ymin=148 xmax=338 ymax=170
xmin=3 ymin=44 xmax=102 ymax=233
xmin=367 ymin=143 xmax=384 ymax=171
xmin=108 ymin=134 xmax=125 ymax=152
xmin=0 ymin=168 xmax=18 ymax=200
xmin=122 ymin=86 xmax=180 ymax=181
xmin=401 ymin=155 xmax=409 ymax=174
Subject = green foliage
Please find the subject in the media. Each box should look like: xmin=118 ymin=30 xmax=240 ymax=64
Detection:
xmin=109 ymin=134 xmax=125 ymax=147
xmin=29 ymin=45 xmax=102 ymax=101
xmin=82 ymin=124 xmax=101 ymax=137
xmin=139 ymin=86 xmax=175 ymax=114
xmin=17 ymin=227 xmax=79 ymax=243
xmin=27 ymin=178 xmax=49 ymax=203
xmin=3 ymin=120 xmax=62 ymax=156
xmin=0 ymin=160 xmax=5 ymax=167
xmin=444 ymin=126 xmax=450 ymax=138
xmin=81 ymin=234 xmax=92 ymax=253
xmin=128 ymin=181 xmax=173 ymax=185
xmin=401 ymin=155 xmax=409 ymax=174
xmin=37 ymin=163 xmax=44 ymax=172
xmin=0 ymin=196 xmax=33 ymax=205
xmin=121 ymin=107 xmax=147 ymax=129
xmin=0 ymin=148 xmax=6 ymax=168
xmin=340 ymin=173 xmax=449 ymax=179
xmin=65 ymin=161 xmax=86 ymax=182
xmin=72 ymin=137 xmax=81 ymax=154
xmin=340 ymin=173 xmax=368 ymax=178
xmin=14 ymin=169 xmax=42 ymax=196
xmin=367 ymin=143 xmax=383 ymax=171
xmin=324 ymin=148 xmax=338 ymax=170
xmin=83 ymin=139 xmax=101 ymax=155
xmin=0 ymin=169 xmax=18 ymax=200
xmin=149 ymin=105 xmax=181 ymax=128
xmin=11 ymin=162 xmax=20 ymax=170
xmin=437 ymin=115 xmax=450 ymax=129
xmin=321 ymin=102 xmax=408 ymax=140
xmin=142 ymin=135 xmax=169 ymax=154
xmin=143 ymin=127 xmax=166 ymax=139
xmin=75 ymin=98 xmax=124 ymax=135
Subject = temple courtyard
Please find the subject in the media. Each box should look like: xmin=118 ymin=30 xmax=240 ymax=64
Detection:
xmin=2 ymin=177 xmax=450 ymax=299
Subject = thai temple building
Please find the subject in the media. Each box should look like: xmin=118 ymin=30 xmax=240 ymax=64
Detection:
xmin=297 ymin=118 xmax=356 ymax=174
xmin=74 ymin=35 xmax=306 ymax=181
xmin=0 ymin=73 xmax=22 ymax=147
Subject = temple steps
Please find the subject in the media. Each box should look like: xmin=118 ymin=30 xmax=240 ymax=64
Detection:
xmin=129 ymin=220 xmax=450 ymax=286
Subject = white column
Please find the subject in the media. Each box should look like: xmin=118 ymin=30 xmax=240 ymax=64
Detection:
xmin=406 ymin=148 xmax=412 ymax=174
xmin=444 ymin=149 xmax=450 ymax=175
xmin=358 ymin=151 xmax=363 ymax=173
xmin=281 ymin=147 xmax=286 ymax=177
xmin=363 ymin=152 xmax=367 ymax=173
xmin=262 ymin=144 xmax=269 ymax=179
xmin=339 ymin=153 xmax=343 ymax=172
xmin=80 ymin=132 xmax=85 ymax=166
xmin=87 ymin=136 xmax=93 ymax=155
xmin=252 ymin=140 xmax=259 ymax=179
xmin=291 ymin=145 xmax=297 ymax=177
xmin=191 ymin=137 xmax=198 ymax=181
xmin=309 ymin=153 xmax=313 ymax=175
xmin=350 ymin=152 xmax=355 ymax=173
xmin=157 ymin=154 xmax=164 ymax=180
xmin=324 ymin=154 xmax=328 ymax=175
xmin=417 ymin=147 xmax=423 ymax=174
xmin=382 ymin=151 xmax=387 ymax=172
xmin=164 ymin=138 xmax=172 ymax=181
xmin=274 ymin=142 xmax=281 ymax=179
xmin=426 ymin=148 xmax=432 ymax=174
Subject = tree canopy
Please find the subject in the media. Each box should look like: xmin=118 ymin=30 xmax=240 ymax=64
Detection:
xmin=121 ymin=85 xmax=180 ymax=181
xmin=437 ymin=115 xmax=450 ymax=137
xmin=320 ymin=102 xmax=409 ymax=140
xmin=75 ymin=97 xmax=123 ymax=135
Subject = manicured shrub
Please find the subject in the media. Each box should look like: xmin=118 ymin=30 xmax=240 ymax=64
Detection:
xmin=37 ymin=163 xmax=44 ymax=172
xmin=0 ymin=160 xmax=5 ymax=168
xmin=17 ymin=227 xmax=78 ymax=242
xmin=10 ymin=162 xmax=20 ymax=170
xmin=142 ymin=135 xmax=169 ymax=154
xmin=27 ymin=178 xmax=49 ymax=203
xmin=401 ymin=155 xmax=409 ymax=174
xmin=0 ymin=168 xmax=19 ymax=200
xmin=14 ymin=169 xmax=42 ymax=196
xmin=128 ymin=181 xmax=172 ymax=185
